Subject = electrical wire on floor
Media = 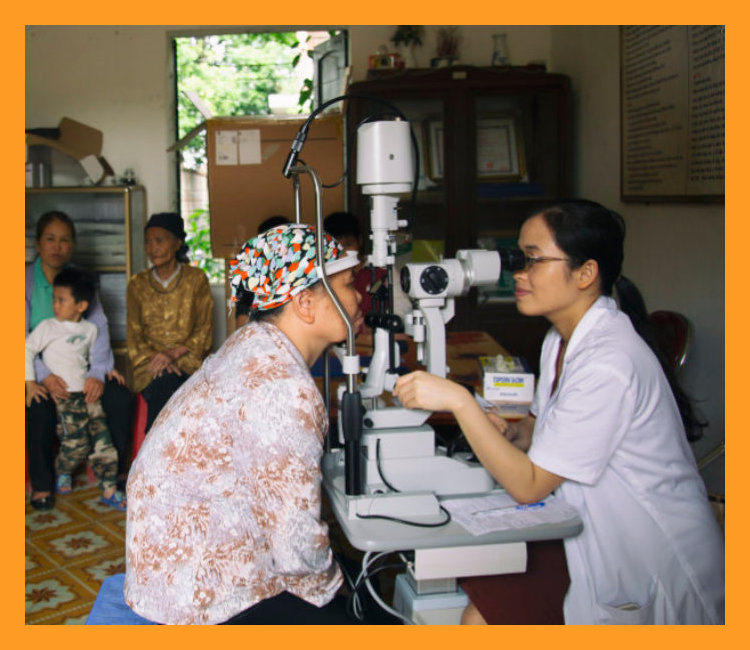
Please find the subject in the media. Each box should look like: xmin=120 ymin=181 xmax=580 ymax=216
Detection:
xmin=344 ymin=550 xmax=413 ymax=624
xmin=355 ymin=438 xmax=452 ymax=528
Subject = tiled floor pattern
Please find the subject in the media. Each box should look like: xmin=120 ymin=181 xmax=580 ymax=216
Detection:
xmin=25 ymin=472 xmax=126 ymax=625
xmin=25 ymin=472 xmax=398 ymax=625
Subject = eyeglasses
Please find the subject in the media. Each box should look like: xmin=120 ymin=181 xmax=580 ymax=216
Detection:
xmin=498 ymin=248 xmax=572 ymax=272
xmin=520 ymin=255 xmax=571 ymax=271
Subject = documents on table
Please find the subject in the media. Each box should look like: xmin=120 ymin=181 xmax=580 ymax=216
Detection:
xmin=441 ymin=492 xmax=579 ymax=536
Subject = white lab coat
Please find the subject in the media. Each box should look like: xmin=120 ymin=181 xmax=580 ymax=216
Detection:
xmin=527 ymin=297 xmax=724 ymax=624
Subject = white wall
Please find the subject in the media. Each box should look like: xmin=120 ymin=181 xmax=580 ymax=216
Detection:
xmin=26 ymin=26 xmax=177 ymax=214
xmin=26 ymin=25 xmax=724 ymax=488
xmin=550 ymin=26 xmax=724 ymax=490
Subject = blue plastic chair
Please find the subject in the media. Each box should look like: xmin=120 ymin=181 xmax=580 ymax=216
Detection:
xmin=86 ymin=573 xmax=158 ymax=625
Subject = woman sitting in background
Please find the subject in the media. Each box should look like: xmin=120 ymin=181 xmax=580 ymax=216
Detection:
xmin=25 ymin=210 xmax=132 ymax=510
xmin=126 ymin=212 xmax=213 ymax=432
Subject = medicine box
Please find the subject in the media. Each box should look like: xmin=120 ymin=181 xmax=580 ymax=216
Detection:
xmin=479 ymin=356 xmax=535 ymax=405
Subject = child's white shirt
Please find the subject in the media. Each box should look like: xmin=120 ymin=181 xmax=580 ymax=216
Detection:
xmin=25 ymin=318 xmax=98 ymax=392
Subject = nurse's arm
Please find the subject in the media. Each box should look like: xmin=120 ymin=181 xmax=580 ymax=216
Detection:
xmin=394 ymin=371 xmax=563 ymax=504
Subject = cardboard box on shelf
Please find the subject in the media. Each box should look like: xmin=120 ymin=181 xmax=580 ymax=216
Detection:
xmin=171 ymin=113 xmax=345 ymax=260
xmin=26 ymin=117 xmax=114 ymax=185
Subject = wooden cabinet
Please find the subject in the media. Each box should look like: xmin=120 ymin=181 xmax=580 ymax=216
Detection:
xmin=25 ymin=186 xmax=147 ymax=378
xmin=346 ymin=66 xmax=572 ymax=372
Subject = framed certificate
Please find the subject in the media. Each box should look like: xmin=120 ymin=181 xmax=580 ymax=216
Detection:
xmin=476 ymin=117 xmax=524 ymax=180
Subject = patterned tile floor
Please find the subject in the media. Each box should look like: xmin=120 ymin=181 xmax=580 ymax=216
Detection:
xmin=25 ymin=472 xmax=126 ymax=625
xmin=25 ymin=472 xmax=399 ymax=625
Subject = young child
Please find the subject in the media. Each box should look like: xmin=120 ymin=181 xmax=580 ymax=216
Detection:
xmin=25 ymin=268 xmax=125 ymax=511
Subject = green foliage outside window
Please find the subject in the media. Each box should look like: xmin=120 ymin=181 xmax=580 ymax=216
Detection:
xmin=175 ymin=31 xmax=335 ymax=283
xmin=185 ymin=208 xmax=224 ymax=283
xmin=176 ymin=32 xmax=303 ymax=170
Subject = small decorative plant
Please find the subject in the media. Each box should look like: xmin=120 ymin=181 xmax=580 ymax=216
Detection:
xmin=390 ymin=25 xmax=425 ymax=49
xmin=391 ymin=26 xmax=425 ymax=67
xmin=436 ymin=26 xmax=460 ymax=59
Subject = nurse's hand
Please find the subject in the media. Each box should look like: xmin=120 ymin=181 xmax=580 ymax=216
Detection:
xmin=393 ymin=370 xmax=472 ymax=413
xmin=500 ymin=415 xmax=536 ymax=452
xmin=486 ymin=412 xmax=510 ymax=436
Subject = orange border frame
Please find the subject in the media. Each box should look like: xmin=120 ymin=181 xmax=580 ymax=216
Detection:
xmin=13 ymin=7 xmax=740 ymax=648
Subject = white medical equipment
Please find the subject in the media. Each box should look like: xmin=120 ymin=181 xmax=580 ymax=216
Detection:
xmin=282 ymin=99 xmax=580 ymax=624
xmin=283 ymin=105 xmax=520 ymax=522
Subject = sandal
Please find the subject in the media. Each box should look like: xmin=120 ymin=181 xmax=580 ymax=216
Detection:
xmin=30 ymin=495 xmax=55 ymax=511
xmin=100 ymin=491 xmax=127 ymax=512
xmin=55 ymin=474 xmax=72 ymax=495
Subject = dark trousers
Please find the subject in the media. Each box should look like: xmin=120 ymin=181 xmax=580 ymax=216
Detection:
xmin=26 ymin=378 xmax=134 ymax=493
xmin=221 ymin=592 xmax=357 ymax=625
xmin=141 ymin=371 xmax=188 ymax=432
xmin=459 ymin=539 xmax=570 ymax=624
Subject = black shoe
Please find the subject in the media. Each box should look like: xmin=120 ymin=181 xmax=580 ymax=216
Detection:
xmin=30 ymin=495 xmax=55 ymax=511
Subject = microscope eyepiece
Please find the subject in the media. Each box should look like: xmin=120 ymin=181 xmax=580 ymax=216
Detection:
xmin=499 ymin=247 xmax=526 ymax=273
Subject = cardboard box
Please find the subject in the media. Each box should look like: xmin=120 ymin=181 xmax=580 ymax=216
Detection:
xmin=479 ymin=355 xmax=535 ymax=405
xmin=173 ymin=114 xmax=345 ymax=259
xmin=26 ymin=117 xmax=114 ymax=185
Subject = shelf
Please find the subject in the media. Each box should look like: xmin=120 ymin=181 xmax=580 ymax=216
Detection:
xmin=26 ymin=184 xmax=144 ymax=194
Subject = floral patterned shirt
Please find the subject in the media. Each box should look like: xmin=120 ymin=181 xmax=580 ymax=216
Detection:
xmin=124 ymin=321 xmax=342 ymax=624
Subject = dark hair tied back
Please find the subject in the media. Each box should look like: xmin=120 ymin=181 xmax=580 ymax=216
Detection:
xmin=538 ymin=199 xmax=704 ymax=442
xmin=540 ymin=199 xmax=624 ymax=296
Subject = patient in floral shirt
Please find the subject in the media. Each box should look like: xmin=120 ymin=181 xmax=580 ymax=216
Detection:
xmin=124 ymin=224 xmax=362 ymax=624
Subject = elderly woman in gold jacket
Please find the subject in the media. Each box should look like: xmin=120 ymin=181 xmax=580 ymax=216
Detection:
xmin=126 ymin=213 xmax=213 ymax=431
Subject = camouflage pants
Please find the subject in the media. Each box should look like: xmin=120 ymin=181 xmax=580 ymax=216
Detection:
xmin=55 ymin=393 xmax=117 ymax=491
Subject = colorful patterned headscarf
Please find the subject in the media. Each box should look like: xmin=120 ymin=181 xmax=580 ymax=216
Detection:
xmin=228 ymin=223 xmax=359 ymax=312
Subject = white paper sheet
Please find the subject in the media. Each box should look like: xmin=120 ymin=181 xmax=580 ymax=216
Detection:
xmin=441 ymin=493 xmax=580 ymax=536
xmin=215 ymin=130 xmax=238 ymax=165
xmin=238 ymin=130 xmax=261 ymax=165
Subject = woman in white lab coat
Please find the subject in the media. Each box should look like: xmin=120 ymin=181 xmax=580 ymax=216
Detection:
xmin=394 ymin=200 xmax=724 ymax=624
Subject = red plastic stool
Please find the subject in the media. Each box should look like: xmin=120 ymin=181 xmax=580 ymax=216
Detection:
xmin=131 ymin=393 xmax=148 ymax=461
xmin=25 ymin=437 xmax=32 ymax=495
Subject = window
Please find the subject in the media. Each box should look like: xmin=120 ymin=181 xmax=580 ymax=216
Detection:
xmin=172 ymin=30 xmax=340 ymax=282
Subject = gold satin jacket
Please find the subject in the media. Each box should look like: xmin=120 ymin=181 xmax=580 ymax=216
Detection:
xmin=126 ymin=264 xmax=213 ymax=392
